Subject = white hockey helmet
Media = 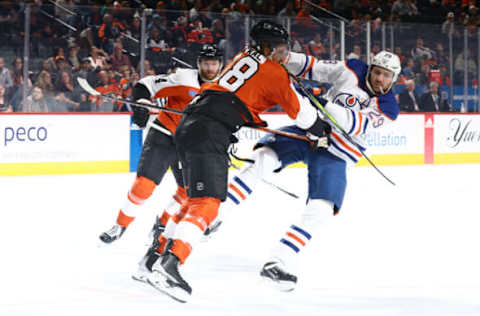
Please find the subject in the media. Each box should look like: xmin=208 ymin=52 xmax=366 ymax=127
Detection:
xmin=366 ymin=50 xmax=401 ymax=95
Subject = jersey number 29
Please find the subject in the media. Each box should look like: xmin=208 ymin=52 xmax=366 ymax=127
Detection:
xmin=219 ymin=56 xmax=258 ymax=92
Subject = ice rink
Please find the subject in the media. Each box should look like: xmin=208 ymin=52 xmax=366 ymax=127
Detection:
xmin=1 ymin=163 xmax=479 ymax=316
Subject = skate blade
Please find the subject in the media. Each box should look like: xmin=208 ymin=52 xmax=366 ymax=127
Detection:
xmin=131 ymin=273 xmax=149 ymax=284
xmin=147 ymin=272 xmax=190 ymax=303
xmin=260 ymin=275 xmax=296 ymax=292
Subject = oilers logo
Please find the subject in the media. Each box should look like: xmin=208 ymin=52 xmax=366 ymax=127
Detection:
xmin=333 ymin=92 xmax=369 ymax=109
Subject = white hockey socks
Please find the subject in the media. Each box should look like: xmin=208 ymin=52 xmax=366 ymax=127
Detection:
xmin=270 ymin=199 xmax=334 ymax=274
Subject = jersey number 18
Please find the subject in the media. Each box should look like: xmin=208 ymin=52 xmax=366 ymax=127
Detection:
xmin=219 ymin=56 xmax=259 ymax=92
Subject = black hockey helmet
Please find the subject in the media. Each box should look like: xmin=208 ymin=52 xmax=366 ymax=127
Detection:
xmin=197 ymin=44 xmax=224 ymax=82
xmin=197 ymin=44 xmax=223 ymax=62
xmin=250 ymin=20 xmax=289 ymax=54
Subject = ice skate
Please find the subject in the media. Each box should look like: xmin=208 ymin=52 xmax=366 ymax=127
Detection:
xmin=147 ymin=251 xmax=192 ymax=303
xmin=132 ymin=251 xmax=161 ymax=284
xmin=147 ymin=215 xmax=165 ymax=241
xmin=260 ymin=261 xmax=297 ymax=292
xmin=98 ymin=224 xmax=126 ymax=244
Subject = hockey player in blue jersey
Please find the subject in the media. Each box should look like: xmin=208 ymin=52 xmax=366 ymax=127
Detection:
xmin=217 ymin=50 xmax=401 ymax=291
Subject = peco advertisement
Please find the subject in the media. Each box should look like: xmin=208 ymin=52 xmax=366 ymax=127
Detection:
xmin=0 ymin=114 xmax=131 ymax=175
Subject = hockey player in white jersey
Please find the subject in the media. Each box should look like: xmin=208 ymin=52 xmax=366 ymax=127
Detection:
xmin=218 ymin=50 xmax=401 ymax=291
xmin=99 ymin=45 xmax=223 ymax=245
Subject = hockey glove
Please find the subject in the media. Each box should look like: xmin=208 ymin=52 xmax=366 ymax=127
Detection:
xmin=306 ymin=114 xmax=331 ymax=151
xmin=131 ymin=98 xmax=151 ymax=128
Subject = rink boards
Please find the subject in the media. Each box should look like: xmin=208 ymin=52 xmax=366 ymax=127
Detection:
xmin=0 ymin=112 xmax=479 ymax=176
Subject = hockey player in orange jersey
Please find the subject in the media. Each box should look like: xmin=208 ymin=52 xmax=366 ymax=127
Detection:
xmin=143 ymin=20 xmax=331 ymax=303
xmin=98 ymin=45 xmax=223 ymax=245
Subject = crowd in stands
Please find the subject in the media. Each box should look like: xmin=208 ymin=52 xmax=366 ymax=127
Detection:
xmin=1 ymin=0 xmax=480 ymax=114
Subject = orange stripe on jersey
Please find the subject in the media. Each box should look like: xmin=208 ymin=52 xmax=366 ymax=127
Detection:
xmin=331 ymin=131 xmax=362 ymax=157
xmin=302 ymin=57 xmax=315 ymax=78
xmin=355 ymin=112 xmax=363 ymax=136
xmin=286 ymin=232 xmax=306 ymax=246
xmin=229 ymin=184 xmax=246 ymax=200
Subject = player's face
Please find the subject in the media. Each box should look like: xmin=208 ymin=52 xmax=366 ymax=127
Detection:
xmin=270 ymin=43 xmax=289 ymax=63
xmin=199 ymin=59 xmax=221 ymax=81
xmin=369 ymin=66 xmax=394 ymax=94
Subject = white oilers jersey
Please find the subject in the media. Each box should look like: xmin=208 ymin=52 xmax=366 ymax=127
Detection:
xmin=284 ymin=52 xmax=400 ymax=164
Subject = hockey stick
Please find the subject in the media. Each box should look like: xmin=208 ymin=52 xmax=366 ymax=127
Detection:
xmin=77 ymin=77 xmax=184 ymax=115
xmin=281 ymin=65 xmax=396 ymax=186
xmin=78 ymin=77 xmax=316 ymax=145
xmin=229 ymin=158 xmax=299 ymax=199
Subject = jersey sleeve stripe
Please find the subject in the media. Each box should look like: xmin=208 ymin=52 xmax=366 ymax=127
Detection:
xmin=330 ymin=141 xmax=357 ymax=162
xmin=331 ymin=131 xmax=362 ymax=157
xmin=302 ymin=57 xmax=315 ymax=79
xmin=347 ymin=109 xmax=356 ymax=134
xmin=296 ymin=54 xmax=309 ymax=77
xmin=354 ymin=112 xmax=363 ymax=136
xmin=362 ymin=117 xmax=370 ymax=134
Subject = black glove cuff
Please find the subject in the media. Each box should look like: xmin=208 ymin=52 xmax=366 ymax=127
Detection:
xmin=306 ymin=115 xmax=331 ymax=137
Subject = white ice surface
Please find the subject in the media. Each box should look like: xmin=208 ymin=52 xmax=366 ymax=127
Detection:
xmin=1 ymin=164 xmax=479 ymax=316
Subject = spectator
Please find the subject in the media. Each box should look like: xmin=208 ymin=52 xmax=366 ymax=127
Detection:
xmin=97 ymin=13 xmax=123 ymax=54
xmin=435 ymin=43 xmax=449 ymax=67
xmin=402 ymin=57 xmax=416 ymax=79
xmin=55 ymin=71 xmax=78 ymax=111
xmin=19 ymin=86 xmax=50 ymax=112
xmin=148 ymin=26 xmax=171 ymax=53
xmin=347 ymin=44 xmax=362 ymax=60
xmin=73 ymin=57 xmax=96 ymax=84
xmin=211 ymin=18 xmax=226 ymax=49
xmin=394 ymin=46 xmax=406 ymax=65
xmin=442 ymin=11 xmax=459 ymax=37
xmin=391 ymin=0 xmax=419 ymax=19
xmin=398 ymin=79 xmax=420 ymax=112
xmin=187 ymin=17 xmax=213 ymax=45
xmin=110 ymin=42 xmax=132 ymax=72
xmin=0 ymin=83 xmax=12 ymax=112
xmin=438 ymin=64 xmax=451 ymax=86
xmin=172 ymin=16 xmax=188 ymax=46
xmin=411 ymin=37 xmax=435 ymax=63
xmin=304 ymin=33 xmax=326 ymax=59
xmin=416 ymin=62 xmax=431 ymax=86
xmin=454 ymin=48 xmax=477 ymax=84
xmin=67 ymin=44 xmax=81 ymax=72
xmin=87 ymin=46 xmax=108 ymax=70
xmin=35 ymin=70 xmax=55 ymax=97
xmin=278 ymin=0 xmax=296 ymax=19
xmin=369 ymin=42 xmax=381 ymax=62
xmin=0 ymin=57 xmax=13 ymax=90
xmin=419 ymin=81 xmax=449 ymax=112
xmin=91 ymin=70 xmax=121 ymax=111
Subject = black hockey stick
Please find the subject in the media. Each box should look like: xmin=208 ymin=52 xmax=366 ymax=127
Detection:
xmin=281 ymin=65 xmax=396 ymax=186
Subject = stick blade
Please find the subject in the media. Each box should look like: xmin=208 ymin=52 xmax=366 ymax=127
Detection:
xmin=77 ymin=77 xmax=100 ymax=96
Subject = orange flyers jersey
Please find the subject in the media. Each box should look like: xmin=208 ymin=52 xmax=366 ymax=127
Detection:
xmin=138 ymin=68 xmax=201 ymax=133
xmin=200 ymin=48 xmax=317 ymax=129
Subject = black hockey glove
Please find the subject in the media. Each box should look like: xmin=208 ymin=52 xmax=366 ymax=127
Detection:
xmin=306 ymin=115 xmax=331 ymax=151
xmin=132 ymin=105 xmax=149 ymax=128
